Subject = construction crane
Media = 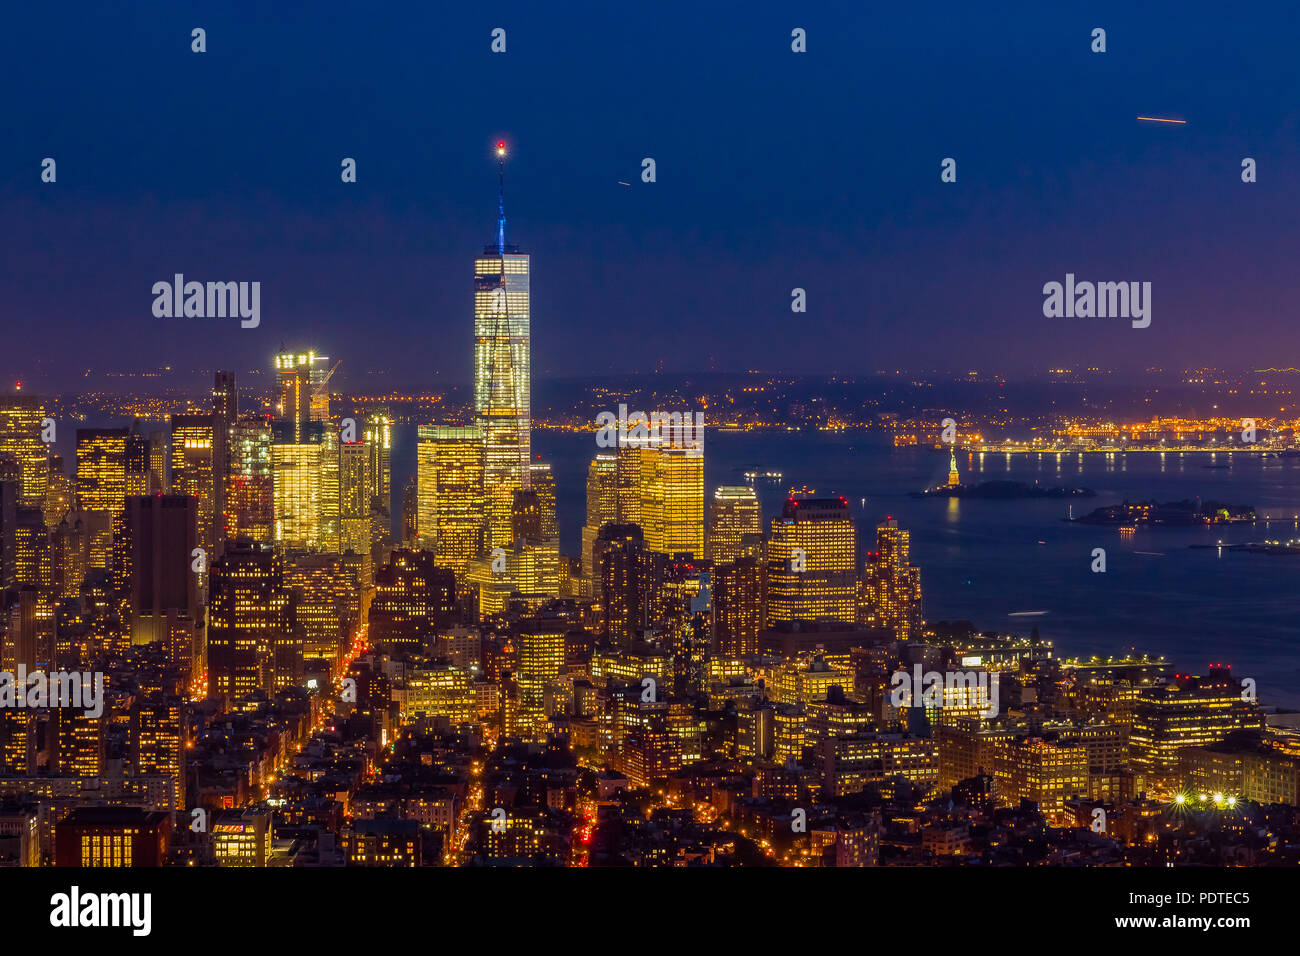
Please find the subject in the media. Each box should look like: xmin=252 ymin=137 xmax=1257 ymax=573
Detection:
xmin=314 ymin=360 xmax=342 ymax=396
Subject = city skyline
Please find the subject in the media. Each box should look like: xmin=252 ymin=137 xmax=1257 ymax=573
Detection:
xmin=2 ymin=6 xmax=1297 ymax=925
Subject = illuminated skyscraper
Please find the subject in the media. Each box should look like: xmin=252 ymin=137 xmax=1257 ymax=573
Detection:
xmin=364 ymin=410 xmax=393 ymax=527
xmin=369 ymin=548 xmax=457 ymax=657
xmin=229 ymin=416 xmax=273 ymax=542
xmin=401 ymin=478 xmax=418 ymax=547
xmin=274 ymin=350 xmax=331 ymax=443
xmin=639 ymin=443 xmax=705 ymax=559
xmin=528 ymin=462 xmax=559 ymax=540
xmin=125 ymin=425 xmax=152 ymax=498
xmin=766 ymin=495 xmax=857 ymax=626
xmin=213 ymin=371 xmax=238 ymax=546
xmin=707 ymin=485 xmax=761 ymax=564
xmin=339 ymin=438 xmax=372 ymax=555
xmin=594 ymin=523 xmax=667 ymax=645
xmin=285 ymin=551 xmax=365 ymax=666
xmin=43 ymin=455 xmax=73 ymax=529
xmin=318 ymin=423 xmax=341 ymax=551
xmin=271 ymin=443 xmax=321 ymax=549
xmin=57 ymin=707 xmax=106 ymax=776
xmin=712 ymin=555 xmax=766 ymax=657
xmin=474 ymin=143 xmax=530 ymax=551
xmin=416 ymin=425 xmax=484 ymax=573
xmin=581 ymin=454 xmax=619 ymax=593
xmin=0 ymin=393 xmax=48 ymax=507
xmin=147 ymin=430 xmax=168 ymax=493
xmin=1130 ymin=668 xmax=1265 ymax=779
xmin=75 ymin=428 xmax=128 ymax=511
xmin=615 ymin=440 xmax=643 ymax=525
xmin=170 ymin=414 xmax=217 ymax=559
xmin=857 ymin=516 xmax=923 ymax=640
xmin=515 ymin=619 xmax=567 ymax=735
xmin=208 ymin=540 xmax=295 ymax=704
xmin=132 ymin=696 xmax=186 ymax=809
xmin=76 ymin=428 xmax=128 ymax=568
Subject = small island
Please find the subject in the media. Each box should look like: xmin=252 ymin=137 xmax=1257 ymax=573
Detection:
xmin=1070 ymin=499 xmax=1256 ymax=526
xmin=914 ymin=448 xmax=1094 ymax=499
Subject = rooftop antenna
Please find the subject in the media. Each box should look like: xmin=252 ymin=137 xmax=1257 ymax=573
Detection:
xmin=496 ymin=140 xmax=507 ymax=255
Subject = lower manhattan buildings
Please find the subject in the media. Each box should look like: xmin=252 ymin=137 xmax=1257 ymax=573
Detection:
xmin=0 ymin=172 xmax=1295 ymax=880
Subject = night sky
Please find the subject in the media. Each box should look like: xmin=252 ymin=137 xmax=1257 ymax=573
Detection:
xmin=3 ymin=1 xmax=1298 ymax=391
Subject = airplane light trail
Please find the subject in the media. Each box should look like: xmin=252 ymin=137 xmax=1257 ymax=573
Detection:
xmin=1137 ymin=115 xmax=1187 ymax=124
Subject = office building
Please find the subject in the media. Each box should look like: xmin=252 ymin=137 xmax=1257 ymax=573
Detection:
xmin=766 ymin=495 xmax=856 ymax=626
xmin=707 ymin=486 xmax=761 ymax=564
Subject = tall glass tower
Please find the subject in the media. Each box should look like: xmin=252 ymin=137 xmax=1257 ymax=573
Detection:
xmin=474 ymin=142 xmax=530 ymax=550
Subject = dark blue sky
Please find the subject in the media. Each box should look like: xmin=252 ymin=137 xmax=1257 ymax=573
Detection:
xmin=3 ymin=1 xmax=1299 ymax=391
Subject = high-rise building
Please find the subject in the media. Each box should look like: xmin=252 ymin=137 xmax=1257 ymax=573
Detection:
xmin=75 ymin=428 xmax=129 ymax=512
xmin=401 ymin=478 xmax=418 ymax=547
xmin=132 ymin=695 xmax=186 ymax=809
xmin=467 ymin=535 xmax=561 ymax=616
xmin=990 ymin=737 xmax=1089 ymax=824
xmin=318 ymin=424 xmax=341 ymax=552
xmin=212 ymin=810 xmax=273 ymax=867
xmin=207 ymin=541 xmax=295 ymax=704
xmin=580 ymin=454 xmax=619 ymax=595
xmin=364 ymin=411 xmax=392 ymax=519
xmin=75 ymin=428 xmax=128 ymax=569
xmin=857 ymin=517 xmax=923 ymax=641
xmin=271 ymin=443 xmax=322 ymax=549
xmin=170 ymin=414 xmax=217 ymax=559
xmin=0 ymin=393 xmax=48 ymax=507
xmin=118 ymin=495 xmax=200 ymax=647
xmin=639 ymin=443 xmax=705 ymax=559
xmin=515 ymin=619 xmax=567 ymax=728
xmin=511 ymin=489 xmax=542 ymax=543
xmin=474 ymin=145 xmax=530 ymax=551
xmin=615 ymin=441 xmax=643 ymax=525
xmin=707 ymin=485 xmax=761 ymax=564
xmin=57 ymin=706 xmax=107 ymax=776
xmin=51 ymin=511 xmax=86 ymax=600
xmin=124 ymin=425 xmax=153 ymax=497
xmin=43 ymin=455 xmax=73 ymax=529
xmin=9 ymin=505 xmax=51 ymax=591
xmin=274 ymin=350 xmax=329 ymax=443
xmin=416 ymin=425 xmax=484 ymax=573
xmin=2 ymin=586 xmax=53 ymax=672
xmin=766 ymin=495 xmax=857 ymax=626
xmin=147 ymin=430 xmax=168 ymax=493
xmin=1130 ymin=668 xmax=1265 ymax=779
xmin=369 ymin=548 xmax=457 ymax=657
xmin=285 ymin=551 xmax=366 ymax=666
xmin=339 ymin=438 xmax=372 ymax=556
xmin=229 ymin=416 xmax=273 ymax=542
xmin=712 ymin=556 xmax=766 ymax=657
xmin=594 ymin=523 xmax=667 ymax=645
xmin=212 ymin=371 xmax=238 ymax=547
xmin=528 ymin=462 xmax=559 ymax=540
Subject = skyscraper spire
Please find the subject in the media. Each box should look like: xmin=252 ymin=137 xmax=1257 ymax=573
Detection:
xmin=496 ymin=141 xmax=507 ymax=255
